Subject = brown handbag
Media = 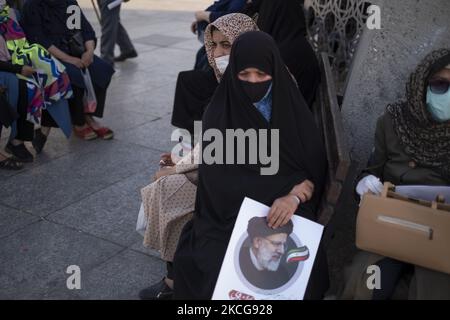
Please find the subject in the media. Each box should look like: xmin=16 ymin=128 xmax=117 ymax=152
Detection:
xmin=356 ymin=183 xmax=450 ymax=275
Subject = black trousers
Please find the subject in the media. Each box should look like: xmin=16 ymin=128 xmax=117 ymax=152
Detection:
xmin=167 ymin=262 xmax=174 ymax=280
xmin=0 ymin=80 xmax=34 ymax=141
xmin=41 ymin=85 xmax=107 ymax=127
xmin=14 ymin=80 xmax=34 ymax=141
xmin=372 ymin=258 xmax=413 ymax=300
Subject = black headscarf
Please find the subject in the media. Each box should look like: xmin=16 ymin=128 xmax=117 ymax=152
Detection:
xmin=252 ymin=0 xmax=306 ymax=42
xmin=193 ymin=31 xmax=327 ymax=243
xmin=244 ymin=0 xmax=319 ymax=107
xmin=40 ymin=0 xmax=70 ymax=27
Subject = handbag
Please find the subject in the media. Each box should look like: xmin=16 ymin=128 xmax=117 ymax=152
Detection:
xmin=356 ymin=182 xmax=450 ymax=275
xmin=66 ymin=32 xmax=85 ymax=58
xmin=136 ymin=202 xmax=147 ymax=237
xmin=81 ymin=69 xmax=97 ymax=113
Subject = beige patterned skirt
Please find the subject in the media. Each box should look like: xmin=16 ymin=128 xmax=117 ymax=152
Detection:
xmin=141 ymin=173 xmax=196 ymax=262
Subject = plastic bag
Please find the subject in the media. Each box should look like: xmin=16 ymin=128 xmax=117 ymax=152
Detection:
xmin=81 ymin=69 xmax=97 ymax=113
xmin=136 ymin=202 xmax=148 ymax=237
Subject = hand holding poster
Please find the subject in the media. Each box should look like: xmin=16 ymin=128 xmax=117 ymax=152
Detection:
xmin=213 ymin=197 xmax=324 ymax=300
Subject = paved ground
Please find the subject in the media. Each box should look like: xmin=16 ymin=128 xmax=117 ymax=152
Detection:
xmin=0 ymin=0 xmax=358 ymax=300
xmin=0 ymin=0 xmax=212 ymax=300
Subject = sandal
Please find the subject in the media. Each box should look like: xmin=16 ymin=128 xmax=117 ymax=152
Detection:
xmin=5 ymin=142 xmax=34 ymax=163
xmin=91 ymin=126 xmax=114 ymax=140
xmin=0 ymin=157 xmax=23 ymax=171
xmin=74 ymin=126 xmax=98 ymax=141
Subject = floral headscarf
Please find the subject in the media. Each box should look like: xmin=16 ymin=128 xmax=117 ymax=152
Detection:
xmin=204 ymin=13 xmax=258 ymax=81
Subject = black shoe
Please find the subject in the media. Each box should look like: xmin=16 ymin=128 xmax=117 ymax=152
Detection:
xmin=32 ymin=129 xmax=47 ymax=154
xmin=139 ymin=279 xmax=173 ymax=300
xmin=114 ymin=49 xmax=138 ymax=62
xmin=5 ymin=142 xmax=33 ymax=163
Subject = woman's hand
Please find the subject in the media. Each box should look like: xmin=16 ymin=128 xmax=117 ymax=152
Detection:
xmin=356 ymin=175 xmax=383 ymax=196
xmin=190 ymin=21 xmax=197 ymax=34
xmin=267 ymin=195 xmax=299 ymax=229
xmin=194 ymin=11 xmax=211 ymax=23
xmin=66 ymin=56 xmax=85 ymax=69
xmin=160 ymin=153 xmax=175 ymax=167
xmin=21 ymin=66 xmax=36 ymax=77
xmin=291 ymin=179 xmax=314 ymax=203
xmin=81 ymin=51 xmax=94 ymax=68
xmin=153 ymin=166 xmax=176 ymax=181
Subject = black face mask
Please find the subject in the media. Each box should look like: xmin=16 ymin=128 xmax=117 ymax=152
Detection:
xmin=240 ymin=80 xmax=272 ymax=103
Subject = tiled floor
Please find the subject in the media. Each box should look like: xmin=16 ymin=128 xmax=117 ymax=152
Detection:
xmin=0 ymin=0 xmax=211 ymax=299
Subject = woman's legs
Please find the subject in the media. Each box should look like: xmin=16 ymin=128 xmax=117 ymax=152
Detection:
xmin=6 ymin=80 xmax=34 ymax=162
xmin=138 ymin=261 xmax=174 ymax=300
xmin=165 ymin=262 xmax=174 ymax=288
xmin=69 ymin=86 xmax=97 ymax=140
xmin=84 ymin=84 xmax=114 ymax=139
xmin=70 ymin=84 xmax=113 ymax=140
xmin=372 ymin=258 xmax=409 ymax=300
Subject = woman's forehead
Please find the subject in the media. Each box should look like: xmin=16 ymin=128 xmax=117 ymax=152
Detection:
xmin=212 ymin=29 xmax=229 ymax=42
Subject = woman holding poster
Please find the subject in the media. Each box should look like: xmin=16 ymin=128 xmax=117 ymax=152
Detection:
xmin=173 ymin=31 xmax=328 ymax=300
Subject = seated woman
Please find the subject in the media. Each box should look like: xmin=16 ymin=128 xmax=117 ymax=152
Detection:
xmin=192 ymin=0 xmax=247 ymax=71
xmin=0 ymin=60 xmax=34 ymax=166
xmin=21 ymin=0 xmax=115 ymax=143
xmin=243 ymin=0 xmax=320 ymax=108
xmin=173 ymin=31 xmax=328 ymax=300
xmin=341 ymin=49 xmax=450 ymax=300
xmin=0 ymin=1 xmax=72 ymax=160
xmin=139 ymin=13 xmax=259 ymax=300
xmin=0 ymin=69 xmax=24 ymax=170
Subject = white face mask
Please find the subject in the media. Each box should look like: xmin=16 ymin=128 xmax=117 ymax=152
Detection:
xmin=214 ymin=55 xmax=230 ymax=75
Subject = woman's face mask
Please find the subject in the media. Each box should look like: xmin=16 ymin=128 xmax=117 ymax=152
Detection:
xmin=240 ymin=80 xmax=272 ymax=103
xmin=214 ymin=55 xmax=229 ymax=75
xmin=426 ymin=85 xmax=450 ymax=122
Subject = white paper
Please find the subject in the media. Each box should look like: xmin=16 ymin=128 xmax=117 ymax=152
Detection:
xmin=396 ymin=185 xmax=450 ymax=204
xmin=108 ymin=0 xmax=123 ymax=10
xmin=212 ymin=197 xmax=324 ymax=300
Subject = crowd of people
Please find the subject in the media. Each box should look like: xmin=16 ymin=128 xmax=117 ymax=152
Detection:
xmin=1 ymin=0 xmax=448 ymax=300
xmin=139 ymin=0 xmax=450 ymax=301
xmin=0 ymin=0 xmax=128 ymax=170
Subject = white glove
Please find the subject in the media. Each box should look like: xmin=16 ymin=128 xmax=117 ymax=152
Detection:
xmin=356 ymin=175 xmax=384 ymax=197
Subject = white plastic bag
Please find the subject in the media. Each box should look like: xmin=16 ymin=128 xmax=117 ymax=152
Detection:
xmin=81 ymin=69 xmax=97 ymax=113
xmin=136 ymin=202 xmax=148 ymax=237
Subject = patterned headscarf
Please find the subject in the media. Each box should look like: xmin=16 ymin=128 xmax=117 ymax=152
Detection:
xmin=204 ymin=13 xmax=258 ymax=81
xmin=387 ymin=49 xmax=450 ymax=181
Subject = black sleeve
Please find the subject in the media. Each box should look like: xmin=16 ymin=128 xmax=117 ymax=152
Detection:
xmin=0 ymin=60 xmax=23 ymax=74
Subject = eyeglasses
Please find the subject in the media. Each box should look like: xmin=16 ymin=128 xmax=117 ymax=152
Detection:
xmin=429 ymin=79 xmax=450 ymax=94
xmin=264 ymin=238 xmax=287 ymax=250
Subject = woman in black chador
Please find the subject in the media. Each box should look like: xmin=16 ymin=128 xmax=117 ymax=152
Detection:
xmin=173 ymin=31 xmax=329 ymax=300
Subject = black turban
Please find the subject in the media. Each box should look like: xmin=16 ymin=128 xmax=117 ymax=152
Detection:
xmin=247 ymin=216 xmax=293 ymax=240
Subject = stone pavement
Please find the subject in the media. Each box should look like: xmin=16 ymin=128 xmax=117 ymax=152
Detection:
xmin=0 ymin=0 xmax=212 ymax=299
